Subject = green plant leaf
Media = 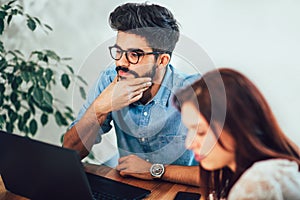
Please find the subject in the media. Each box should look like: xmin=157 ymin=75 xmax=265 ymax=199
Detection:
xmin=23 ymin=110 xmax=31 ymax=120
xmin=16 ymin=4 xmax=23 ymax=11
xmin=11 ymin=9 xmax=18 ymax=15
xmin=0 ymin=57 xmax=7 ymax=70
xmin=10 ymin=92 xmax=18 ymax=102
xmin=61 ymin=57 xmax=72 ymax=61
xmin=14 ymin=100 xmax=21 ymax=111
xmin=61 ymin=74 xmax=70 ymax=89
xmin=41 ymin=104 xmax=53 ymax=114
xmin=33 ymin=17 xmax=41 ymax=25
xmin=55 ymin=111 xmax=68 ymax=126
xmin=0 ymin=83 xmax=5 ymax=93
xmin=0 ymin=41 xmax=4 ymax=53
xmin=8 ymin=50 xmax=18 ymax=58
xmin=64 ymin=112 xmax=74 ymax=121
xmin=14 ymin=49 xmax=24 ymax=56
xmin=0 ymin=114 xmax=5 ymax=125
xmin=26 ymin=18 xmax=36 ymax=31
xmin=0 ymin=19 xmax=4 ymax=35
xmin=79 ymin=86 xmax=86 ymax=99
xmin=7 ymin=73 xmax=14 ymax=84
xmin=33 ymin=87 xmax=43 ymax=103
xmin=31 ymin=50 xmax=43 ymax=58
xmin=60 ymin=133 xmax=65 ymax=143
xmin=9 ymin=110 xmax=18 ymax=123
xmin=7 ymin=14 xmax=12 ymax=25
xmin=0 ymin=95 xmax=3 ymax=107
xmin=2 ymin=5 xmax=11 ymax=11
xmin=6 ymin=122 xmax=13 ymax=133
xmin=77 ymin=75 xmax=88 ymax=86
xmin=65 ymin=106 xmax=73 ymax=113
xmin=21 ymin=92 xmax=26 ymax=100
xmin=11 ymin=76 xmax=22 ymax=89
xmin=66 ymin=65 xmax=74 ymax=74
xmin=17 ymin=10 xmax=23 ymax=15
xmin=0 ymin=11 xmax=7 ymax=19
xmin=45 ymin=50 xmax=60 ymax=61
xmin=28 ymin=101 xmax=35 ymax=115
xmin=87 ymin=151 xmax=95 ymax=160
xmin=16 ymin=76 xmax=23 ymax=84
xmin=29 ymin=119 xmax=38 ymax=136
xmin=21 ymin=71 xmax=30 ymax=82
xmin=17 ymin=116 xmax=24 ymax=131
xmin=7 ymin=0 xmax=17 ymax=6
xmin=42 ymin=90 xmax=53 ymax=106
xmin=23 ymin=126 xmax=29 ymax=135
xmin=38 ymin=76 xmax=47 ymax=88
xmin=45 ymin=68 xmax=53 ymax=82
xmin=28 ymin=85 xmax=34 ymax=95
xmin=40 ymin=113 xmax=48 ymax=126
xmin=44 ymin=24 xmax=53 ymax=31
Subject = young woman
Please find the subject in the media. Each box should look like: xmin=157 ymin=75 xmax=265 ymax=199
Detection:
xmin=173 ymin=68 xmax=300 ymax=199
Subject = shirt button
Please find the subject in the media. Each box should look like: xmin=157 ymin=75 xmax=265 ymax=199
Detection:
xmin=141 ymin=137 xmax=145 ymax=142
xmin=146 ymin=159 xmax=150 ymax=162
xmin=143 ymin=112 xmax=148 ymax=116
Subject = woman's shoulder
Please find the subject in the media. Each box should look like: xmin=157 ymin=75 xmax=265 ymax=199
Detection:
xmin=228 ymin=159 xmax=300 ymax=200
xmin=251 ymin=158 xmax=298 ymax=170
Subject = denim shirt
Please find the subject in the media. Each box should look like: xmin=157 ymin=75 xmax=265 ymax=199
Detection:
xmin=71 ymin=64 xmax=200 ymax=166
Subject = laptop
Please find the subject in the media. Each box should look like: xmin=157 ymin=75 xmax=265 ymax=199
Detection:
xmin=0 ymin=130 xmax=151 ymax=200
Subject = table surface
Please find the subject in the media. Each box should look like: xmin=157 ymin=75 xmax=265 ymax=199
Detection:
xmin=0 ymin=163 xmax=203 ymax=200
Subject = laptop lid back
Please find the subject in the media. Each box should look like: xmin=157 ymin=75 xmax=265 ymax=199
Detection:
xmin=0 ymin=130 xmax=93 ymax=200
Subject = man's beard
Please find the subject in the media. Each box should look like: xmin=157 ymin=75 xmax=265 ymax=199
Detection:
xmin=144 ymin=64 xmax=157 ymax=79
xmin=115 ymin=64 xmax=158 ymax=104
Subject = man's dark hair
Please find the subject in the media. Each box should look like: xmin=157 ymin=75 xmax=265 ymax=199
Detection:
xmin=109 ymin=2 xmax=180 ymax=53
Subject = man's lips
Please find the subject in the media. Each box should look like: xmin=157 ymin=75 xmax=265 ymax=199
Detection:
xmin=115 ymin=66 xmax=140 ymax=78
xmin=118 ymin=70 xmax=129 ymax=77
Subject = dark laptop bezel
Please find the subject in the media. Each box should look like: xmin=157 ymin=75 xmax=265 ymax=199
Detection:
xmin=0 ymin=130 xmax=150 ymax=200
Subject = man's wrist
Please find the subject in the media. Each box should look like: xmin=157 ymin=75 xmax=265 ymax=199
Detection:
xmin=88 ymin=102 xmax=109 ymax=125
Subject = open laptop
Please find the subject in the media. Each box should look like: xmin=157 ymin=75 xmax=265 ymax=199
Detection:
xmin=0 ymin=130 xmax=150 ymax=200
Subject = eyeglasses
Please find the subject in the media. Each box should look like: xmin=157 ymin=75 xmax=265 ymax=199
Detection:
xmin=108 ymin=45 xmax=164 ymax=64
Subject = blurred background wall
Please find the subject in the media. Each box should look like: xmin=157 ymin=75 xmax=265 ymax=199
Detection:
xmin=3 ymin=0 xmax=300 ymax=164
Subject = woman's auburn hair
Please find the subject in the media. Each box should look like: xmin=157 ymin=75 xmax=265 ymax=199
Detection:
xmin=173 ymin=68 xmax=300 ymax=198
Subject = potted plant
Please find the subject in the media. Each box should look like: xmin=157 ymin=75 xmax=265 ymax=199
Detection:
xmin=0 ymin=0 xmax=86 ymax=139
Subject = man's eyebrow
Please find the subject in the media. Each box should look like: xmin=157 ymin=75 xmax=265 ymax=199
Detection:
xmin=113 ymin=44 xmax=144 ymax=52
xmin=127 ymin=48 xmax=144 ymax=52
xmin=113 ymin=44 xmax=121 ymax=49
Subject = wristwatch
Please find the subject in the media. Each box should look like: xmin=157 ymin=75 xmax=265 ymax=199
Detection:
xmin=150 ymin=164 xmax=165 ymax=179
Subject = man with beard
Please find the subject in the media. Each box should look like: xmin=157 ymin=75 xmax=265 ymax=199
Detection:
xmin=63 ymin=2 xmax=200 ymax=185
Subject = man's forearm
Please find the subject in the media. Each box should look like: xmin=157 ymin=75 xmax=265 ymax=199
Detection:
xmin=63 ymin=103 xmax=108 ymax=159
xmin=162 ymin=165 xmax=200 ymax=186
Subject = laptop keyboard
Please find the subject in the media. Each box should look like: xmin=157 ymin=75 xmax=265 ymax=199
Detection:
xmin=87 ymin=172 xmax=150 ymax=200
xmin=92 ymin=190 xmax=122 ymax=200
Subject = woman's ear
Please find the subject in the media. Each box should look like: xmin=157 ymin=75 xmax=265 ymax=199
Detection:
xmin=157 ymin=53 xmax=171 ymax=69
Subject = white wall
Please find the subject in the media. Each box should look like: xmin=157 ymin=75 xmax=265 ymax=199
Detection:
xmin=7 ymin=0 xmax=300 ymax=163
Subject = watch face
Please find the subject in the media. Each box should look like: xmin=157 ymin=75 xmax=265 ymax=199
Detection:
xmin=150 ymin=164 xmax=164 ymax=178
xmin=153 ymin=166 xmax=163 ymax=175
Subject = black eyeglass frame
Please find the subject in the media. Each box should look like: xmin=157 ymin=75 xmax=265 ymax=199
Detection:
xmin=108 ymin=45 xmax=170 ymax=64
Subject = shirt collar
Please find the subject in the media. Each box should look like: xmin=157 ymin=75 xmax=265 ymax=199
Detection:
xmin=150 ymin=64 xmax=173 ymax=106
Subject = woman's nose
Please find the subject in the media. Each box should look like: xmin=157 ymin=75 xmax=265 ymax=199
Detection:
xmin=185 ymin=130 xmax=198 ymax=150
